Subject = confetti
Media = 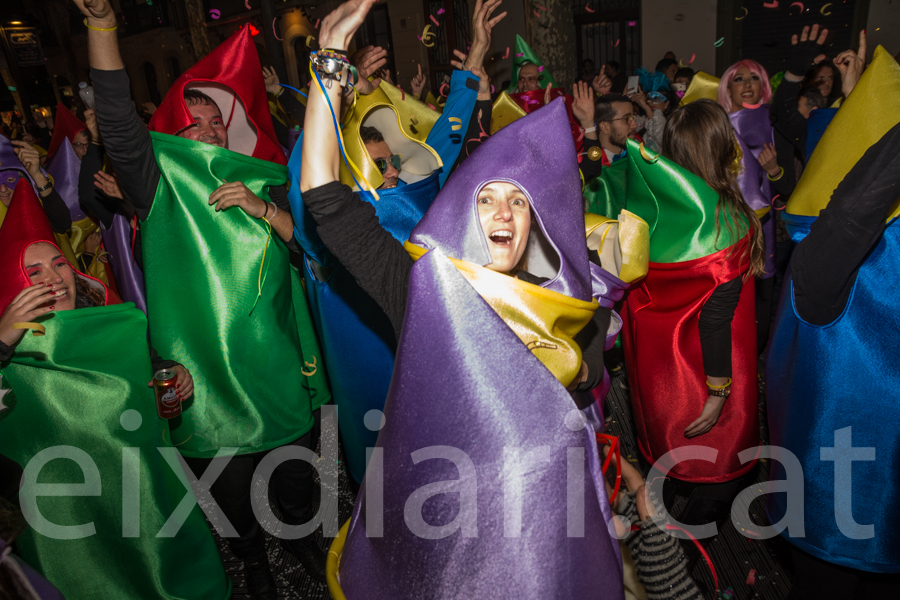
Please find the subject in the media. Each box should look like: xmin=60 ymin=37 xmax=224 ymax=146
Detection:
xmin=437 ymin=8 xmax=445 ymax=15
xmin=533 ymin=10 xmax=541 ymax=17
xmin=272 ymin=18 xmax=282 ymax=40
xmin=516 ymin=52 xmax=524 ymax=57
xmin=209 ymin=8 xmax=220 ymax=19
xmin=245 ymin=0 xmax=251 ymax=9
xmin=742 ymin=101 xmax=763 ymax=109
xmin=820 ymin=2 xmax=833 ymax=15
xmin=449 ymin=117 xmax=463 ymax=131
xmin=430 ymin=14 xmax=440 ymax=27
xmin=439 ymin=83 xmax=449 ymax=97
xmin=427 ymin=103 xmax=437 ymax=110
xmin=615 ymin=39 xmax=620 ymax=47
xmin=305 ymin=35 xmax=316 ymax=48
xmin=490 ymin=84 xmax=495 ymax=94
xmin=536 ymin=3 xmax=548 ymax=10
xmin=736 ymin=6 xmax=748 ymax=20
xmin=790 ymin=2 xmax=804 ymax=14
xmin=315 ymin=18 xmax=320 ymax=28
xmin=399 ymin=86 xmax=405 ymax=101
xmin=420 ymin=24 xmax=435 ymax=47
xmin=502 ymin=47 xmax=510 ymax=59
xmin=538 ymin=65 xmax=544 ymax=72
xmin=714 ymin=37 xmax=725 ymax=47
xmin=585 ymin=4 xmax=595 ymax=13
xmin=627 ymin=20 xmax=637 ymax=26
xmin=762 ymin=1 xmax=779 ymax=7
xmin=746 ymin=569 xmax=757 ymax=585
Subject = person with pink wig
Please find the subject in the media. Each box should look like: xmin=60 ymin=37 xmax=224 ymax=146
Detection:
xmin=717 ymin=59 xmax=787 ymax=353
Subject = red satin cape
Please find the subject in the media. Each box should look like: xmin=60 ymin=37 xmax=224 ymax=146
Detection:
xmin=621 ymin=237 xmax=759 ymax=483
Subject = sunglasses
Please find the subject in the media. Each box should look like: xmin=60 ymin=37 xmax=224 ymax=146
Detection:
xmin=374 ymin=154 xmax=401 ymax=175
xmin=646 ymin=91 xmax=667 ymax=103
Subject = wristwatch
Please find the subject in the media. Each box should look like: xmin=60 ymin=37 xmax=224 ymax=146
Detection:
xmin=36 ymin=180 xmax=53 ymax=193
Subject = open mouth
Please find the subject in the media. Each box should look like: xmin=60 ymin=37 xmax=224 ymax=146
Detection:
xmin=489 ymin=230 xmax=513 ymax=246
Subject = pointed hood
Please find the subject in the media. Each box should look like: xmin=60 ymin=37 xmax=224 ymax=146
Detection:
xmin=0 ymin=183 xmax=115 ymax=316
xmin=787 ymin=46 xmax=900 ymax=220
xmin=0 ymin=134 xmax=36 ymax=188
xmin=506 ymin=34 xmax=559 ymax=93
xmin=409 ymin=98 xmax=594 ymax=302
xmin=46 ymin=137 xmax=87 ymax=221
xmin=379 ymin=80 xmax=442 ymax=143
xmin=679 ymin=71 xmax=720 ymax=106
xmin=46 ymin=101 xmax=87 ymax=163
xmin=490 ymin=91 xmax=527 ymax=134
xmin=337 ymin=249 xmax=623 ymax=600
xmin=338 ymin=85 xmax=441 ymax=191
xmin=149 ymin=25 xmax=286 ymax=166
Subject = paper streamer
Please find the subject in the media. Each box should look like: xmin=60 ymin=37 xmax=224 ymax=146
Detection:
xmin=820 ymin=2 xmax=832 ymax=15
xmin=437 ymin=8 xmax=445 ymax=15
xmin=449 ymin=117 xmax=463 ymax=131
xmin=439 ymin=83 xmax=449 ymax=97
xmin=736 ymin=6 xmax=748 ymax=20
xmin=245 ymin=0 xmax=251 ymax=10
xmin=502 ymin=47 xmax=510 ymax=59
xmin=209 ymin=9 xmax=220 ymax=19
xmin=790 ymin=2 xmax=804 ymax=14
xmin=585 ymin=4 xmax=595 ymax=13
xmin=714 ymin=37 xmax=725 ymax=47
xmin=272 ymin=18 xmax=282 ymax=41
xmin=430 ymin=14 xmax=440 ymax=27
xmin=746 ymin=569 xmax=757 ymax=585
xmin=763 ymin=1 xmax=779 ymax=8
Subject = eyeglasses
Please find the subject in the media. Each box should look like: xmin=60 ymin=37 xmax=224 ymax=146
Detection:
xmin=374 ymin=154 xmax=401 ymax=175
xmin=606 ymin=114 xmax=636 ymax=125
xmin=72 ymin=142 xmax=88 ymax=150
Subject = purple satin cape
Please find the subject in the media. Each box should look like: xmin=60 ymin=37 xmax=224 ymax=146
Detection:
xmin=729 ymin=106 xmax=776 ymax=277
xmin=338 ymin=250 xmax=625 ymax=599
xmin=46 ymin=138 xmax=87 ymax=221
xmin=100 ymin=212 xmax=147 ymax=314
xmin=410 ymin=98 xmax=603 ymax=303
xmin=0 ymin=538 xmax=65 ymax=600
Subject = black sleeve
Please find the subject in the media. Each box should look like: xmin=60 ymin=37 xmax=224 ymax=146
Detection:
xmin=0 ymin=339 xmax=12 ymax=363
xmin=148 ymin=343 xmax=180 ymax=373
xmin=574 ymin=305 xmax=612 ymax=392
xmin=303 ymin=181 xmax=413 ymax=339
xmin=91 ymin=68 xmax=160 ymax=221
xmin=40 ymin=188 xmax=72 ymax=234
xmin=770 ymin=79 xmax=807 ymax=156
xmin=78 ymin=143 xmax=116 ymax=229
xmin=698 ymin=276 xmax=744 ymax=378
xmin=267 ymin=184 xmax=301 ymax=253
xmin=792 ymin=121 xmax=900 ymax=326
xmin=580 ymin=138 xmax=604 ymax=182
xmin=453 ymin=99 xmax=492 ymax=172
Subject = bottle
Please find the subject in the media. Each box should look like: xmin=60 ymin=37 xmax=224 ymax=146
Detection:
xmin=78 ymin=82 xmax=95 ymax=110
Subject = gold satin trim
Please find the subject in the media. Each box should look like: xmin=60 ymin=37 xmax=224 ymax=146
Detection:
xmin=755 ymin=206 xmax=771 ymax=218
xmin=326 ymin=520 xmax=350 ymax=600
xmin=404 ymin=242 xmax=597 ymax=387
xmin=787 ymin=46 xmax=900 ymax=220
xmin=490 ymin=91 xmax=528 ymax=135
xmin=679 ymin=71 xmax=720 ymax=106
xmin=338 ymin=85 xmax=442 ymax=193
xmin=584 ymin=210 xmax=649 ymax=284
xmin=13 ymin=322 xmax=45 ymax=337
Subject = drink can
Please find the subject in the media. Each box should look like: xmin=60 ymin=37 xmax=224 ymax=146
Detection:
xmin=154 ymin=369 xmax=181 ymax=419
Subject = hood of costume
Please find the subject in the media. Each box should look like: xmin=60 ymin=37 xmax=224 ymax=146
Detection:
xmin=587 ymin=139 xmax=760 ymax=482
xmin=784 ymin=45 xmax=900 ymax=239
xmin=46 ymin=101 xmax=87 ymax=163
xmin=636 ymin=67 xmax=670 ymax=92
xmin=506 ymin=34 xmax=559 ymax=93
xmin=138 ymin=24 xmax=328 ymax=458
xmin=335 ymin=249 xmax=624 ymax=600
xmin=338 ymin=85 xmax=441 ymax=192
xmin=678 ymin=71 xmax=720 ymax=106
xmin=767 ymin=48 xmax=900 ymax=573
xmin=149 ymin=25 xmax=286 ymax=165
xmin=0 ymin=182 xmax=115 ymax=317
xmin=46 ymin=137 xmax=87 ymax=221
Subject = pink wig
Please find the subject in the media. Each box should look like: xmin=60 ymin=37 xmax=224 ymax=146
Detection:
xmin=717 ymin=59 xmax=773 ymax=112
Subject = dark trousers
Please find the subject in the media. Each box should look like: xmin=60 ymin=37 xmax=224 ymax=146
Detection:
xmin=0 ymin=452 xmax=23 ymax=506
xmin=788 ymin=545 xmax=900 ymax=599
xmin=182 ymin=429 xmax=316 ymax=557
xmin=756 ymin=275 xmax=777 ymax=354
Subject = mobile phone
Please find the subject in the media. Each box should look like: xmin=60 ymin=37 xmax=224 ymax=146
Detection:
xmin=625 ymin=75 xmax=639 ymax=95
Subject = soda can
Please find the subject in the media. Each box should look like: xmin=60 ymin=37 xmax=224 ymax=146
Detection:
xmin=154 ymin=369 xmax=181 ymax=419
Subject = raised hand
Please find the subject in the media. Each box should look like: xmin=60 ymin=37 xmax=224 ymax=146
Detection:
xmin=410 ymin=64 xmax=427 ymax=99
xmin=11 ymin=141 xmax=42 ymax=178
xmin=543 ymin=82 xmax=553 ymax=105
xmin=0 ymin=285 xmax=57 ymax=347
xmin=757 ymin=142 xmax=780 ymax=177
xmin=571 ymin=80 xmax=596 ymax=129
xmin=208 ymin=180 xmax=269 ymax=218
xmin=351 ymin=45 xmax=387 ymax=95
xmin=94 ymin=170 xmax=125 ymax=199
xmin=834 ymin=29 xmax=866 ymax=97
xmin=84 ymin=109 xmax=100 ymax=141
xmin=318 ymin=0 xmax=378 ymax=51
xmin=71 ymin=0 xmax=116 ymax=27
xmin=467 ymin=0 xmax=507 ymax=71
xmin=262 ymin=66 xmax=281 ymax=95
xmin=592 ymin=65 xmax=612 ymax=96
xmin=787 ymin=24 xmax=829 ymax=80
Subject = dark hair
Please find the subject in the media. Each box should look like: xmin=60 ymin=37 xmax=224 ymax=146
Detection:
xmin=800 ymin=86 xmax=827 ymax=110
xmin=583 ymin=58 xmax=594 ymax=66
xmin=74 ymin=276 xmax=105 ymax=308
xmin=674 ymin=67 xmax=695 ymax=82
xmin=661 ymin=99 xmax=765 ymax=277
xmin=652 ymin=89 xmax=679 ymax=117
xmin=606 ymin=60 xmax=620 ymax=70
xmin=655 ymin=58 xmax=678 ymax=73
xmin=801 ymin=60 xmax=843 ymax=105
xmin=360 ymin=126 xmax=384 ymax=145
xmin=183 ymin=89 xmax=221 ymax=113
xmin=596 ymin=93 xmax=633 ymax=123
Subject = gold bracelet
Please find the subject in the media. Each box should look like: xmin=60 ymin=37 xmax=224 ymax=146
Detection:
xmin=767 ymin=167 xmax=784 ymax=182
xmin=84 ymin=19 xmax=117 ymax=32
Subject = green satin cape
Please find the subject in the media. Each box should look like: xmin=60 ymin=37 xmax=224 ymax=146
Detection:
xmin=584 ymin=139 xmax=741 ymax=263
xmin=0 ymin=304 xmax=230 ymax=600
xmin=145 ymin=133 xmax=329 ymax=457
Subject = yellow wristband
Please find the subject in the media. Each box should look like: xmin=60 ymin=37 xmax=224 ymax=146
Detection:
xmin=706 ymin=378 xmax=732 ymax=389
xmin=767 ymin=167 xmax=784 ymax=182
xmin=84 ymin=19 xmax=117 ymax=32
